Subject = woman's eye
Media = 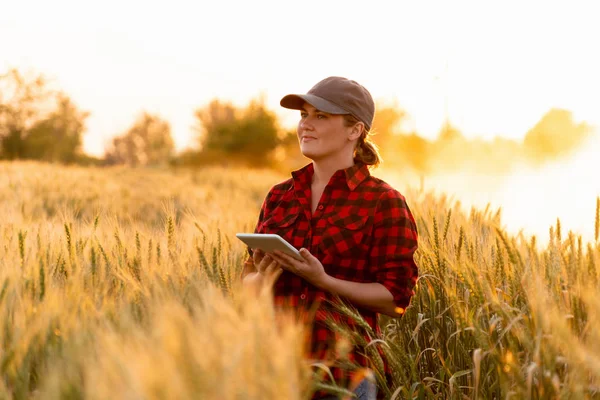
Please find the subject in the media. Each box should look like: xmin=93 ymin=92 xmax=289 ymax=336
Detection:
xmin=300 ymin=112 xmax=308 ymax=118
xmin=317 ymin=114 xmax=326 ymax=119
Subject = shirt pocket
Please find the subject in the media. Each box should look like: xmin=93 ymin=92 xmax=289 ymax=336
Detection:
xmin=260 ymin=210 xmax=300 ymax=244
xmin=320 ymin=212 xmax=371 ymax=259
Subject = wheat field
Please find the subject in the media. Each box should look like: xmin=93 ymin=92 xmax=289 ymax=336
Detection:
xmin=0 ymin=161 xmax=599 ymax=399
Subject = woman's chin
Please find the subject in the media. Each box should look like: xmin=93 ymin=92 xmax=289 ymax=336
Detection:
xmin=300 ymin=148 xmax=318 ymax=159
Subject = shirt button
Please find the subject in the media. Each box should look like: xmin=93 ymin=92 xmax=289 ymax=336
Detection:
xmin=300 ymin=294 xmax=306 ymax=300
xmin=318 ymin=205 xmax=324 ymax=210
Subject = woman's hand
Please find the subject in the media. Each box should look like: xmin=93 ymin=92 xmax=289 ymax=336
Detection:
xmin=268 ymin=248 xmax=330 ymax=289
xmin=263 ymin=248 xmax=402 ymax=317
xmin=242 ymin=249 xmax=283 ymax=289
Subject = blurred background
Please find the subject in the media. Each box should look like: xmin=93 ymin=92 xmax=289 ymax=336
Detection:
xmin=1 ymin=0 xmax=599 ymax=243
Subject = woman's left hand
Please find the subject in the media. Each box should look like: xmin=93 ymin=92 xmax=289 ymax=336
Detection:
xmin=268 ymin=248 xmax=330 ymax=289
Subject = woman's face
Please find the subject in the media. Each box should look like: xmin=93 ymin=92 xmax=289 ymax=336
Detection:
xmin=297 ymin=103 xmax=359 ymax=162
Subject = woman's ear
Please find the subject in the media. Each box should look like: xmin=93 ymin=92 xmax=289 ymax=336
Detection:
xmin=348 ymin=122 xmax=364 ymax=141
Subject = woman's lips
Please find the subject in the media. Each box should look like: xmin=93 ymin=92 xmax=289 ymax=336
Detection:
xmin=302 ymin=137 xmax=317 ymax=142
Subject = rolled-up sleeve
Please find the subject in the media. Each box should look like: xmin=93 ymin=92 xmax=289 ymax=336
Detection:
xmin=371 ymin=189 xmax=419 ymax=309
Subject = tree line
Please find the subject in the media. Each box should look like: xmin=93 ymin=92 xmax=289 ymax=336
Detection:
xmin=0 ymin=69 xmax=296 ymax=169
xmin=0 ymin=68 xmax=592 ymax=172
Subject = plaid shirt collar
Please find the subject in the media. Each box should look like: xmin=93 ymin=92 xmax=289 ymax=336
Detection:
xmin=291 ymin=162 xmax=371 ymax=192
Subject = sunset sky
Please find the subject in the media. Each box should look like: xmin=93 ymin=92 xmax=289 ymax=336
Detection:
xmin=2 ymin=0 xmax=599 ymax=157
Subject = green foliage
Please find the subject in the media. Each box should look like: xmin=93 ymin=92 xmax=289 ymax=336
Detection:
xmin=22 ymin=94 xmax=88 ymax=163
xmin=194 ymin=97 xmax=281 ymax=167
xmin=105 ymin=112 xmax=174 ymax=166
xmin=524 ymin=108 xmax=591 ymax=162
xmin=0 ymin=69 xmax=88 ymax=163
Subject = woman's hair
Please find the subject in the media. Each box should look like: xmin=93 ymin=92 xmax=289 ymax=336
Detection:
xmin=343 ymin=114 xmax=382 ymax=168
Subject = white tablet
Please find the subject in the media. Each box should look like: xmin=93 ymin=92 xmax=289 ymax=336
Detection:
xmin=236 ymin=233 xmax=304 ymax=261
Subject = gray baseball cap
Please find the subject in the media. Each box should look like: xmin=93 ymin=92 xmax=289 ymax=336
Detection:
xmin=280 ymin=76 xmax=375 ymax=131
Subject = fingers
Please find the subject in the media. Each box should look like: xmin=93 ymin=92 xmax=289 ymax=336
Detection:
xmin=264 ymin=265 xmax=283 ymax=285
xmin=252 ymin=248 xmax=265 ymax=266
xmin=268 ymin=252 xmax=293 ymax=269
xmin=255 ymin=254 xmax=282 ymax=288
xmin=264 ymin=261 xmax=282 ymax=278
xmin=265 ymin=257 xmax=279 ymax=273
xmin=256 ymin=253 xmax=277 ymax=274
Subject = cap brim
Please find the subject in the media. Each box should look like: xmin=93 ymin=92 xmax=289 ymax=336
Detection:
xmin=280 ymin=94 xmax=348 ymax=114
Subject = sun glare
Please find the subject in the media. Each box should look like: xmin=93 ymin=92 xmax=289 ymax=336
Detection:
xmin=1 ymin=0 xmax=599 ymax=243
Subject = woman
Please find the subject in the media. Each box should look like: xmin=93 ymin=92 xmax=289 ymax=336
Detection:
xmin=242 ymin=76 xmax=419 ymax=400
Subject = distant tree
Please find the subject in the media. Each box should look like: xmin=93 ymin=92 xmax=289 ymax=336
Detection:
xmin=0 ymin=69 xmax=88 ymax=163
xmin=432 ymin=122 xmax=484 ymax=171
xmin=23 ymin=93 xmax=89 ymax=163
xmin=395 ymin=133 xmax=431 ymax=173
xmin=370 ymin=103 xmax=409 ymax=165
xmin=273 ymin=127 xmax=305 ymax=172
xmin=371 ymin=103 xmax=406 ymax=139
xmin=524 ymin=108 xmax=591 ymax=162
xmin=437 ymin=121 xmax=465 ymax=143
xmin=105 ymin=112 xmax=174 ymax=166
xmin=194 ymin=100 xmax=236 ymax=148
xmin=0 ymin=69 xmax=53 ymax=159
xmin=194 ymin=97 xmax=280 ymax=167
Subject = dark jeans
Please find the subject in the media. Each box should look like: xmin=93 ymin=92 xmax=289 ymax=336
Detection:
xmin=320 ymin=378 xmax=377 ymax=400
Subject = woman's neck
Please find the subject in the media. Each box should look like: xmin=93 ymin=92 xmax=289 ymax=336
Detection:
xmin=311 ymin=157 xmax=355 ymax=187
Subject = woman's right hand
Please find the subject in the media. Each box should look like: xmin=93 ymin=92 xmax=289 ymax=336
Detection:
xmin=243 ymin=249 xmax=283 ymax=289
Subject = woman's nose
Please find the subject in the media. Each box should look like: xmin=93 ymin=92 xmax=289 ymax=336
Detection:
xmin=299 ymin=117 xmax=313 ymax=131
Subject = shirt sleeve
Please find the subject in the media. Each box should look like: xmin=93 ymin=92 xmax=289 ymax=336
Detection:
xmin=370 ymin=189 xmax=419 ymax=310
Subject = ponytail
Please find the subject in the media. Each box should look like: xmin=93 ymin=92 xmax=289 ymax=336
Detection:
xmin=354 ymin=136 xmax=382 ymax=167
xmin=343 ymin=114 xmax=382 ymax=168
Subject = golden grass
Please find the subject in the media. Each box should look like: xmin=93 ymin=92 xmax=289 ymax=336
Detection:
xmin=0 ymin=161 xmax=599 ymax=399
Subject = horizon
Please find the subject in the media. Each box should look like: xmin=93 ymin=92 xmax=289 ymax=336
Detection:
xmin=2 ymin=0 xmax=599 ymax=156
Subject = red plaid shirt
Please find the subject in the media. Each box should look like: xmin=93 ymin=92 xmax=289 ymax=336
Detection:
xmin=248 ymin=162 xmax=418 ymax=395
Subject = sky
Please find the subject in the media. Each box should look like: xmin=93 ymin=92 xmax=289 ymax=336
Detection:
xmin=2 ymin=0 xmax=599 ymax=157
xmin=382 ymin=133 xmax=600 ymax=245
